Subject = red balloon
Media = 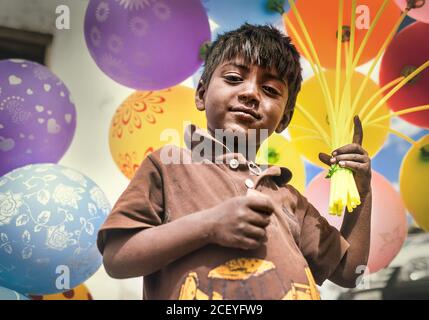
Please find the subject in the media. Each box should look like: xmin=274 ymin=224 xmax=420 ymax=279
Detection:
xmin=379 ymin=22 xmax=429 ymax=128
xmin=305 ymin=170 xmax=408 ymax=274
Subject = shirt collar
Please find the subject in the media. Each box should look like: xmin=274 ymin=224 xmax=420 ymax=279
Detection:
xmin=183 ymin=123 xmax=293 ymax=186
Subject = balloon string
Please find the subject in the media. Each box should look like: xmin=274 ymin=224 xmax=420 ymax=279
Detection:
xmin=286 ymin=0 xmax=337 ymax=141
xmin=362 ymin=60 xmax=429 ymax=125
xmin=351 ymin=0 xmax=389 ymax=70
xmin=350 ymin=10 xmax=409 ymax=117
xmin=366 ymin=124 xmax=416 ymax=145
xmin=357 ymin=76 xmax=404 ymax=120
xmin=283 ymin=17 xmax=335 ymax=142
xmin=337 ymin=0 xmax=357 ymax=149
xmin=366 ymin=105 xmax=429 ymax=126
xmin=334 ymin=0 xmax=344 ymax=116
xmin=295 ymin=103 xmax=331 ymax=147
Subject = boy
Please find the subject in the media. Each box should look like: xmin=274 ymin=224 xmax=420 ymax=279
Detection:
xmin=97 ymin=24 xmax=372 ymax=300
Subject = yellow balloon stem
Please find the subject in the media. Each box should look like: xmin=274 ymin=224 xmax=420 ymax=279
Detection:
xmin=284 ymin=16 xmax=336 ymax=140
xmin=351 ymin=10 xmax=409 ymax=117
xmin=420 ymin=145 xmax=429 ymax=162
xmin=287 ymin=0 xmax=336 ymax=137
xmin=366 ymin=105 xmax=429 ymax=126
xmin=357 ymin=76 xmax=404 ymax=121
xmin=362 ymin=60 xmax=429 ymax=125
xmin=351 ymin=0 xmax=389 ymax=70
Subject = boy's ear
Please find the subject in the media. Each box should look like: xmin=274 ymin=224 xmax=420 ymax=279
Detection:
xmin=195 ymin=80 xmax=206 ymax=111
xmin=275 ymin=108 xmax=294 ymax=133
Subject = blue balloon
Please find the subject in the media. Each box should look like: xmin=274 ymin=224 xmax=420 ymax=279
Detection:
xmin=202 ymin=0 xmax=288 ymax=38
xmin=0 ymin=163 xmax=110 ymax=295
xmin=0 ymin=285 xmax=29 ymax=300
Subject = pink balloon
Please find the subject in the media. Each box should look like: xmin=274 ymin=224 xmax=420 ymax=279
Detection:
xmin=395 ymin=0 xmax=429 ymax=24
xmin=305 ymin=170 xmax=408 ymax=273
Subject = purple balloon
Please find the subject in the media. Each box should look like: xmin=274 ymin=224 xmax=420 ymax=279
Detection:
xmin=0 ymin=59 xmax=76 ymax=176
xmin=84 ymin=0 xmax=211 ymax=90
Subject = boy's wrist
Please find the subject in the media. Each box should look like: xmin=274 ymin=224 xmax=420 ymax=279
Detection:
xmin=193 ymin=208 xmax=215 ymax=246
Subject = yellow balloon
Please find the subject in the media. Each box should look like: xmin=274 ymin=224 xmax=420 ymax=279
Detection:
xmin=399 ymin=135 xmax=429 ymax=231
xmin=30 ymin=284 xmax=93 ymax=300
xmin=289 ymin=70 xmax=390 ymax=167
xmin=256 ymin=133 xmax=306 ymax=193
xmin=109 ymin=86 xmax=207 ymax=179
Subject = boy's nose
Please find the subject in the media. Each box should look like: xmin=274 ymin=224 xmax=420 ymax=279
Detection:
xmin=238 ymin=84 xmax=260 ymax=107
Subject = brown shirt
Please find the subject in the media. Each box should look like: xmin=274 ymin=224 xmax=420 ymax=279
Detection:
xmin=97 ymin=125 xmax=349 ymax=300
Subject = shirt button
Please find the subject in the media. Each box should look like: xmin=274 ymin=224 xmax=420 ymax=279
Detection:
xmin=229 ymin=158 xmax=239 ymax=169
xmin=245 ymin=178 xmax=255 ymax=189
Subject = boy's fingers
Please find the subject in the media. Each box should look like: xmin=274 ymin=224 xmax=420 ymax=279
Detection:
xmin=338 ymin=161 xmax=369 ymax=172
xmin=247 ymin=212 xmax=271 ymax=228
xmin=352 ymin=115 xmax=363 ymax=146
xmin=333 ymin=143 xmax=367 ymax=156
xmin=245 ymin=193 xmax=274 ymax=214
xmin=333 ymin=154 xmax=369 ymax=163
xmin=318 ymin=152 xmax=333 ymax=166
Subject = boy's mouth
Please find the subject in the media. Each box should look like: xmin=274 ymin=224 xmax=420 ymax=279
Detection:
xmin=229 ymin=106 xmax=261 ymax=121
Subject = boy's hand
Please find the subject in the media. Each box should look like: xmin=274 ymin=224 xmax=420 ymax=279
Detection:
xmin=205 ymin=192 xmax=274 ymax=250
xmin=318 ymin=116 xmax=372 ymax=196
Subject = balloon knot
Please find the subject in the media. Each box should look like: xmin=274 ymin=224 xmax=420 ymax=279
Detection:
xmin=199 ymin=41 xmax=212 ymax=62
xmin=420 ymin=144 xmax=429 ymax=161
xmin=267 ymin=0 xmax=286 ymax=15
xmin=401 ymin=65 xmax=419 ymax=85
xmin=267 ymin=148 xmax=280 ymax=164
xmin=336 ymin=25 xmax=351 ymax=43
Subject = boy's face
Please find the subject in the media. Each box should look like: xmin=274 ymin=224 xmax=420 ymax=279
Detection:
xmin=195 ymin=58 xmax=292 ymax=148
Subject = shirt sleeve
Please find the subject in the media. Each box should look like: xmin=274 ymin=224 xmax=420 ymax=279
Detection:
xmin=97 ymin=154 xmax=165 ymax=254
xmin=297 ymin=194 xmax=350 ymax=286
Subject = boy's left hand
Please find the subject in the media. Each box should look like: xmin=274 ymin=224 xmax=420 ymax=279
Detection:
xmin=318 ymin=116 xmax=372 ymax=196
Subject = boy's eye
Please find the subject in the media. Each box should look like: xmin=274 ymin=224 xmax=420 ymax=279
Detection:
xmin=224 ymin=75 xmax=242 ymax=82
xmin=263 ymin=86 xmax=280 ymax=96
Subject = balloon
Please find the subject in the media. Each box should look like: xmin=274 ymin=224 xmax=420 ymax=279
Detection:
xmin=0 ymin=59 xmax=76 ymax=177
xmin=305 ymin=170 xmax=408 ymax=273
xmin=255 ymin=133 xmax=306 ymax=193
xmin=0 ymin=285 xmax=29 ymax=300
xmin=285 ymin=0 xmax=402 ymax=68
xmin=372 ymin=118 xmax=429 ymax=183
xmin=0 ymin=164 xmax=110 ymax=295
xmin=379 ymin=22 xmax=429 ymax=128
xmin=288 ymin=70 xmax=390 ymax=167
xmin=84 ymin=0 xmax=211 ymax=90
xmin=202 ymin=0 xmax=288 ymax=38
xmin=395 ymin=0 xmax=429 ymax=24
xmin=399 ymin=134 xmax=429 ymax=231
xmin=109 ymin=86 xmax=207 ymax=179
xmin=30 ymin=284 xmax=93 ymax=300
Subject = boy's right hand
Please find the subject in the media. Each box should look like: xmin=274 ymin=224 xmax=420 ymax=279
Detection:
xmin=205 ymin=192 xmax=274 ymax=250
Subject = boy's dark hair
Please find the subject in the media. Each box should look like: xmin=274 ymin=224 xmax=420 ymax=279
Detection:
xmin=199 ymin=23 xmax=303 ymax=115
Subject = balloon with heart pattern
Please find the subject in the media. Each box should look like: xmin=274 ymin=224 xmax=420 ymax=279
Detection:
xmin=0 ymin=59 xmax=76 ymax=177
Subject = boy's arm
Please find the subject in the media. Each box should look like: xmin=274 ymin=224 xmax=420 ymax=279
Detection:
xmin=329 ymin=189 xmax=372 ymax=288
xmin=103 ymin=209 xmax=212 ymax=278
xmin=319 ymin=116 xmax=372 ymax=288
xmin=103 ymin=194 xmax=274 ymax=279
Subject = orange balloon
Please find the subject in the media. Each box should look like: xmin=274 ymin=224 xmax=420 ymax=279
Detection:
xmin=30 ymin=284 xmax=93 ymax=300
xmin=285 ymin=0 xmax=402 ymax=68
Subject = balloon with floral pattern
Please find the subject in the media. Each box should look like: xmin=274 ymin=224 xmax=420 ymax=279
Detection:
xmin=0 ymin=285 xmax=29 ymax=300
xmin=0 ymin=164 xmax=110 ymax=295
